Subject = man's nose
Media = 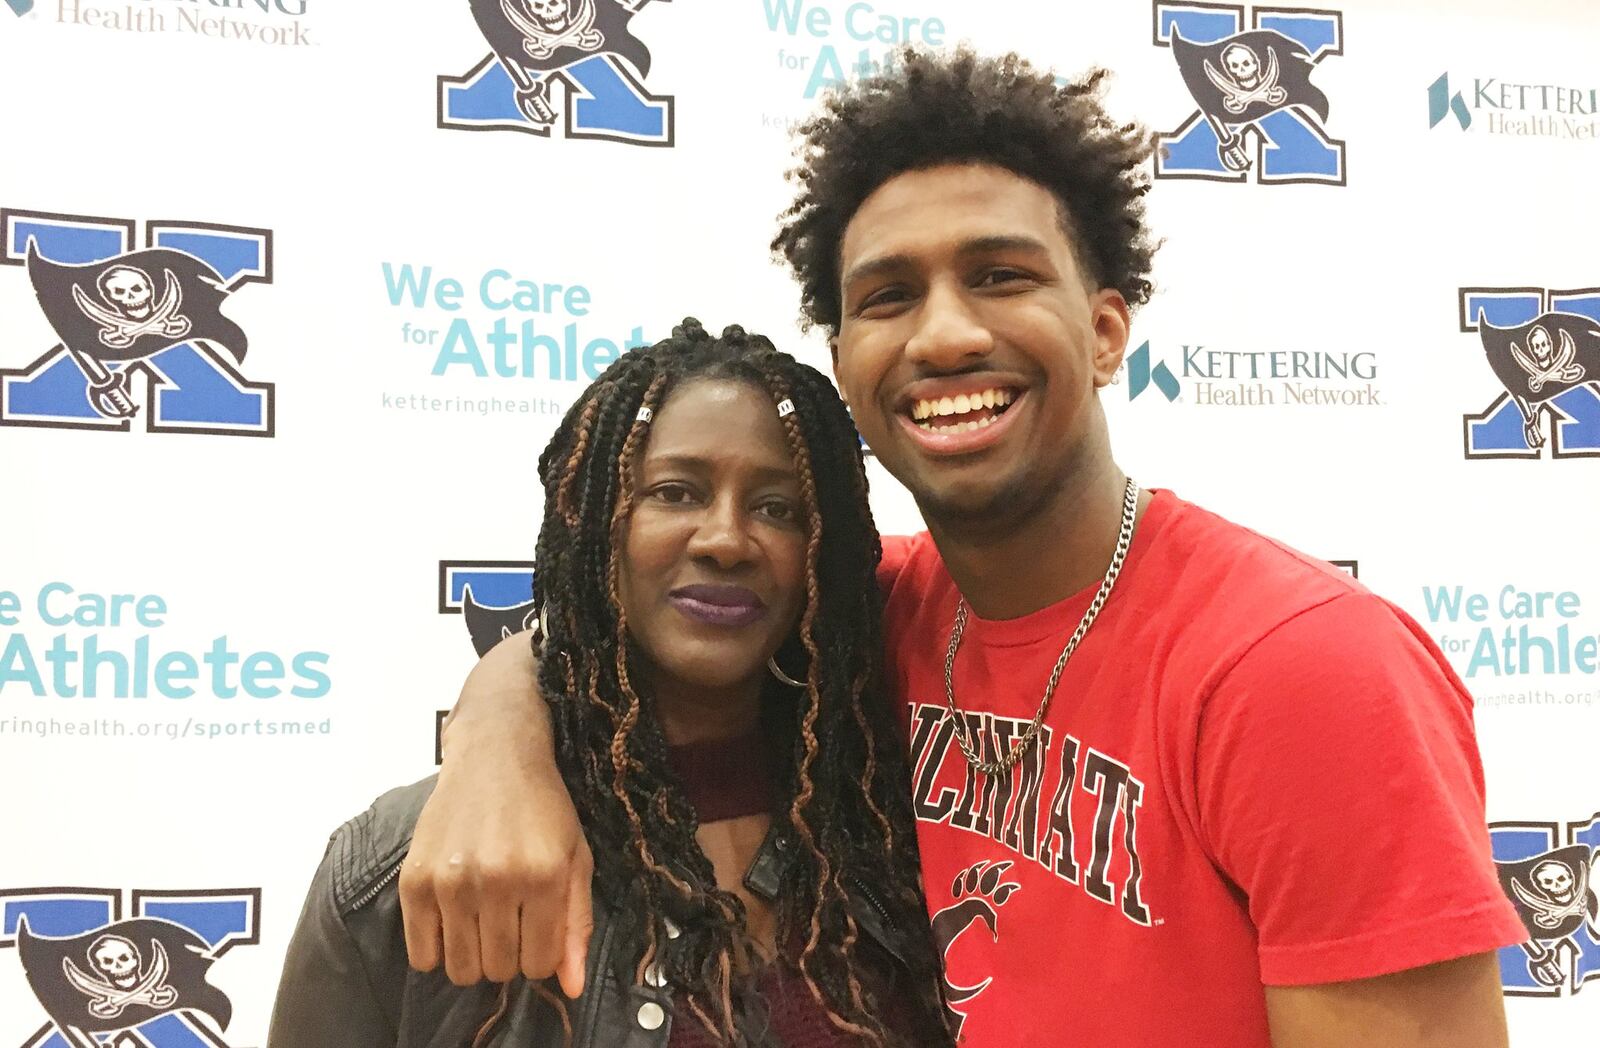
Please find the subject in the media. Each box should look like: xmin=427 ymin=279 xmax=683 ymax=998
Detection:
xmin=904 ymin=280 xmax=995 ymax=370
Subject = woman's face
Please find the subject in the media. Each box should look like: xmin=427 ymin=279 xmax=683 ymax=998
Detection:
xmin=617 ymin=378 xmax=808 ymax=700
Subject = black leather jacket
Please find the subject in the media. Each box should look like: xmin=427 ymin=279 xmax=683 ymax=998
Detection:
xmin=267 ymin=777 xmax=938 ymax=1048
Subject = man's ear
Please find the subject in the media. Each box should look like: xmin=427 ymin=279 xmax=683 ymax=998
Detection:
xmin=1090 ymin=290 xmax=1133 ymax=389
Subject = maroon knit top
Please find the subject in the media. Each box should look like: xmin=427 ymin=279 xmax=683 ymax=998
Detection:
xmin=665 ymin=731 xmax=856 ymax=1048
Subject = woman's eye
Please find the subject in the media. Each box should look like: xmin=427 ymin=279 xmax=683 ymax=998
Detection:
xmin=758 ymin=499 xmax=798 ymax=522
xmin=651 ymin=483 xmax=695 ymax=505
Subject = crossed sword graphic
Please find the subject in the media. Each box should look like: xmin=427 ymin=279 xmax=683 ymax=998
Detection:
xmin=492 ymin=0 xmax=656 ymax=125
xmin=61 ymin=939 xmax=179 ymax=1019
xmin=1509 ymin=861 xmax=1596 ymax=989
xmin=1511 ymin=329 xmax=1587 ymax=393
xmin=1196 ymin=46 xmax=1290 ymax=173
xmin=1203 ymin=48 xmax=1287 ymax=115
xmin=64 ymin=270 xmax=192 ymax=420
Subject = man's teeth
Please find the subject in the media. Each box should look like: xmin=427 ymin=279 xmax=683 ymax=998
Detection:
xmin=911 ymin=388 xmax=1015 ymax=422
xmin=918 ymin=415 xmax=999 ymax=433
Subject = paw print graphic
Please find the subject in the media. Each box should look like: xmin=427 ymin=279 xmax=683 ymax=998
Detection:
xmin=930 ymin=860 xmax=1022 ymax=1033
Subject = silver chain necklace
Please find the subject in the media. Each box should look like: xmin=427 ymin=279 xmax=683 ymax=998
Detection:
xmin=942 ymin=477 xmax=1141 ymax=775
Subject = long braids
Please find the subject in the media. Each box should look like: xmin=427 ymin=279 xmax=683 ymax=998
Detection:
xmin=523 ymin=318 xmax=947 ymax=1046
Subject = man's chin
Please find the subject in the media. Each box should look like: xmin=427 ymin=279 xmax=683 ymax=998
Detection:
xmin=913 ymin=481 xmax=1022 ymax=529
xmin=911 ymin=469 xmax=1061 ymax=538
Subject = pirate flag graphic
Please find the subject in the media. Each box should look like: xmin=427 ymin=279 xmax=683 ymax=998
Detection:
xmin=470 ymin=0 xmax=651 ymax=124
xmin=25 ymin=240 xmax=247 ymax=421
xmin=461 ymin=583 xmax=540 ymax=657
xmin=1478 ymin=310 xmax=1600 ymax=446
xmin=1497 ymin=844 xmax=1599 ymax=988
xmin=15 ymin=915 xmax=232 ymax=1042
xmin=1170 ymin=29 xmax=1328 ymax=172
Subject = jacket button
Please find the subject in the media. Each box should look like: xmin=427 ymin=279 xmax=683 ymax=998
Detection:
xmin=637 ymin=1002 xmax=666 ymax=1030
xmin=644 ymin=962 xmax=667 ymax=988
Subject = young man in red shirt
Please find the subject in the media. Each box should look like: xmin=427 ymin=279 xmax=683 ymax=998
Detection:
xmin=399 ymin=50 xmax=1524 ymax=1046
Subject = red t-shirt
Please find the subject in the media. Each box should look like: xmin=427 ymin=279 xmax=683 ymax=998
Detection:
xmin=879 ymin=490 xmax=1525 ymax=1047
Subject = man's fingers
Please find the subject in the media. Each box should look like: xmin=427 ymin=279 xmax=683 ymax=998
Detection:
xmin=519 ymin=892 xmax=565 ymax=984
xmin=437 ymin=866 xmax=484 ymax=986
xmin=442 ymin=914 xmax=483 ymax=986
xmin=478 ymin=894 xmax=522 ymax=985
xmin=557 ymin=845 xmax=595 ymax=999
xmin=398 ymin=864 xmax=443 ymax=972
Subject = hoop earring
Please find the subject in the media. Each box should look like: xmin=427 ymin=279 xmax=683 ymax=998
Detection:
xmin=530 ymin=604 xmax=550 ymax=653
xmin=767 ymin=656 xmax=805 ymax=689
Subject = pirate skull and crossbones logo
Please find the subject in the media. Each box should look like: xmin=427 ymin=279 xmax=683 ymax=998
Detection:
xmin=1205 ymin=43 xmax=1288 ymax=114
xmin=62 ymin=934 xmax=180 ymax=1019
xmin=1511 ymin=324 xmax=1587 ymax=393
xmin=1511 ymin=857 xmax=1592 ymax=932
xmin=71 ymin=265 xmax=192 ymax=351
xmin=503 ymin=0 xmax=603 ymax=60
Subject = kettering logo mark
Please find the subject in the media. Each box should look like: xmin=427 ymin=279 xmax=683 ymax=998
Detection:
xmin=1429 ymin=73 xmax=1472 ymax=130
xmin=1120 ymin=340 xmax=1379 ymax=408
xmin=1428 ymin=73 xmax=1598 ymax=141
xmin=1126 ymin=341 xmax=1180 ymax=401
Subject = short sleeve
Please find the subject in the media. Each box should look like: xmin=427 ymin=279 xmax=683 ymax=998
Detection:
xmin=1195 ymin=593 xmax=1526 ymax=986
xmin=877 ymin=534 xmax=919 ymax=595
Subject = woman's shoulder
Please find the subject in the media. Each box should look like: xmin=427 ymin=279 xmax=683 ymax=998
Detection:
xmin=321 ymin=775 xmax=437 ymax=913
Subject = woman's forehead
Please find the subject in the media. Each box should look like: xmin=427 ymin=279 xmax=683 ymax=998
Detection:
xmin=641 ymin=378 xmax=799 ymax=478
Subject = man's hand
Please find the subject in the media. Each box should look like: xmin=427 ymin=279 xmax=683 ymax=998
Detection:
xmin=399 ymin=630 xmax=594 ymax=996
xmin=1265 ymin=951 xmax=1509 ymax=1048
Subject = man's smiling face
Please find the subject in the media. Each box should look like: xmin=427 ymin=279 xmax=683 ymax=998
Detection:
xmin=832 ymin=162 xmax=1129 ymax=531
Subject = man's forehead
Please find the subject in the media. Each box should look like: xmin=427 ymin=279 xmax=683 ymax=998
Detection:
xmin=840 ymin=165 xmax=1069 ymax=269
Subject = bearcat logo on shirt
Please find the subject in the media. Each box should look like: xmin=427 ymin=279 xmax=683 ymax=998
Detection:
xmin=908 ymin=704 xmax=1153 ymax=1030
xmin=0 ymin=208 xmax=274 ymax=436
xmin=1153 ymin=2 xmax=1345 ymax=185
xmin=1490 ymin=815 xmax=1600 ymax=997
xmin=1458 ymin=287 xmax=1600 ymax=459
xmin=438 ymin=0 xmax=673 ymax=145
xmin=930 ymin=859 xmax=1021 ymax=1036
xmin=1 ymin=888 xmax=259 ymax=1048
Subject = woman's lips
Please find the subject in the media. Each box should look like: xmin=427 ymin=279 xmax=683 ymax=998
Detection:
xmin=668 ymin=585 xmax=766 ymax=627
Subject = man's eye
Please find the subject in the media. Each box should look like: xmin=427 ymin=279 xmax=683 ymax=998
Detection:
xmin=977 ymin=268 xmax=1026 ymax=287
xmin=858 ymin=287 xmax=909 ymax=312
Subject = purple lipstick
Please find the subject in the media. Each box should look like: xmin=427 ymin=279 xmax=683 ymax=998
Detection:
xmin=668 ymin=584 xmax=766 ymax=627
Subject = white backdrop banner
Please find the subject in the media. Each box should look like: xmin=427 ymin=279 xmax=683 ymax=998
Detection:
xmin=1 ymin=0 xmax=1597 ymax=1044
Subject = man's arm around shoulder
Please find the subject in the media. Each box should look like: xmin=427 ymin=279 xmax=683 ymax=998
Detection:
xmin=400 ymin=629 xmax=593 ymax=995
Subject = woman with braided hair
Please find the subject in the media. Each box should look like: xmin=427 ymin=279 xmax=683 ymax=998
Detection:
xmin=267 ymin=318 xmax=953 ymax=1048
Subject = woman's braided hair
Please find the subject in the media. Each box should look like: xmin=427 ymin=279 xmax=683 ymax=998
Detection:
xmin=530 ymin=318 xmax=949 ymax=1046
